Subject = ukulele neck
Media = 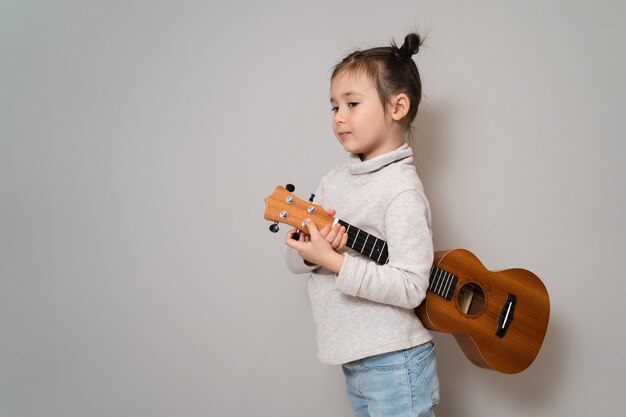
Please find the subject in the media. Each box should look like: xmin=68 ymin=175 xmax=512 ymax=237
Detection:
xmin=337 ymin=219 xmax=389 ymax=265
xmin=427 ymin=265 xmax=458 ymax=301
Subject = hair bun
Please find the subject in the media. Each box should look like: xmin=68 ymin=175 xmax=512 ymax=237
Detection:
xmin=398 ymin=33 xmax=421 ymax=59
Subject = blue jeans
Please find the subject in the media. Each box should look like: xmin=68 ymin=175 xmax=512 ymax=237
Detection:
xmin=342 ymin=342 xmax=440 ymax=417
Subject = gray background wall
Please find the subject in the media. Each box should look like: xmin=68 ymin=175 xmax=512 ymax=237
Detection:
xmin=2 ymin=1 xmax=625 ymax=416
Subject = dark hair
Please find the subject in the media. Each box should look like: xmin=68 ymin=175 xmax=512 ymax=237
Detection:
xmin=331 ymin=33 xmax=424 ymax=127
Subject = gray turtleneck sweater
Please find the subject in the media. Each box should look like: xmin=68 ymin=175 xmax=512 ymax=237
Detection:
xmin=284 ymin=144 xmax=434 ymax=365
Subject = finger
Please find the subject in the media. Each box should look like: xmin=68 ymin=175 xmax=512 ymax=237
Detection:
xmin=285 ymin=233 xmax=300 ymax=249
xmin=338 ymin=228 xmax=348 ymax=250
xmin=331 ymin=226 xmax=345 ymax=248
xmin=325 ymin=223 xmax=340 ymax=244
xmin=304 ymin=218 xmax=321 ymax=238
xmin=326 ymin=208 xmax=336 ymax=216
xmin=285 ymin=229 xmax=297 ymax=240
xmin=332 ymin=226 xmax=346 ymax=248
xmin=285 ymin=229 xmax=302 ymax=247
xmin=319 ymin=224 xmax=331 ymax=238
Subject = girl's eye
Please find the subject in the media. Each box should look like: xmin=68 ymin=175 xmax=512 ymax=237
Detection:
xmin=330 ymin=102 xmax=358 ymax=112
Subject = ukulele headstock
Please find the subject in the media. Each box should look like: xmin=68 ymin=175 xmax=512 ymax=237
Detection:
xmin=264 ymin=185 xmax=334 ymax=235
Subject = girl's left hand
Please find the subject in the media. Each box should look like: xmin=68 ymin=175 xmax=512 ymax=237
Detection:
xmin=322 ymin=209 xmax=348 ymax=252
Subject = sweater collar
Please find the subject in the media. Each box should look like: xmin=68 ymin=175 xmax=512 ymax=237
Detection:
xmin=348 ymin=144 xmax=413 ymax=175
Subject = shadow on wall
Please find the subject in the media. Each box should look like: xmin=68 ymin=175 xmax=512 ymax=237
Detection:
xmin=409 ymin=103 xmax=568 ymax=416
xmin=428 ymin=315 xmax=567 ymax=417
xmin=408 ymin=101 xmax=461 ymax=251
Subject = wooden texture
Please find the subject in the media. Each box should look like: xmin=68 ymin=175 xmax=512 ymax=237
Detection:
xmin=415 ymin=249 xmax=550 ymax=374
xmin=264 ymin=186 xmax=335 ymax=233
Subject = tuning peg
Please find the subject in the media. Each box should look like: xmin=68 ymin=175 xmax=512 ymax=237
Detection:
xmin=269 ymin=222 xmax=280 ymax=233
xmin=309 ymin=193 xmax=315 ymax=202
xmin=286 ymin=184 xmax=295 ymax=192
xmin=291 ymin=231 xmax=300 ymax=241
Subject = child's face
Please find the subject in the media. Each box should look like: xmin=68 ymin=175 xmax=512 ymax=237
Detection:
xmin=330 ymin=70 xmax=396 ymax=160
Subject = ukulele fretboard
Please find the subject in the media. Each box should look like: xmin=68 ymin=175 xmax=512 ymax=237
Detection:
xmin=428 ymin=266 xmax=458 ymax=301
xmin=338 ymin=220 xmax=389 ymax=265
xmin=335 ymin=218 xmax=459 ymax=301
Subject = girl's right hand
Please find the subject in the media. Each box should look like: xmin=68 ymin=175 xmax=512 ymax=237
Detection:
xmin=285 ymin=209 xmax=348 ymax=252
xmin=285 ymin=219 xmax=345 ymax=274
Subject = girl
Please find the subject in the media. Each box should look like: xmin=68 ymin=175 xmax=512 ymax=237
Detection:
xmin=284 ymin=33 xmax=439 ymax=417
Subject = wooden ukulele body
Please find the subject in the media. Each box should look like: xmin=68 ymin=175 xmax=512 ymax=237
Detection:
xmin=416 ymin=249 xmax=550 ymax=374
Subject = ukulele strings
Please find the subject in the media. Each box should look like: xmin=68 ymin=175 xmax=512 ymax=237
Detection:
xmin=294 ymin=203 xmax=488 ymax=307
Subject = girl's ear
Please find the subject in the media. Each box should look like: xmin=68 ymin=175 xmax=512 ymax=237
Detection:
xmin=390 ymin=93 xmax=410 ymax=122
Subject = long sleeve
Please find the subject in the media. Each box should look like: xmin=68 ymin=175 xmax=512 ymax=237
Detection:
xmin=298 ymin=145 xmax=434 ymax=364
xmin=334 ymin=189 xmax=433 ymax=309
xmin=283 ymin=246 xmax=319 ymax=274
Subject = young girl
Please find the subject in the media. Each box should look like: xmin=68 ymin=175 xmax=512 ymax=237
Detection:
xmin=284 ymin=33 xmax=439 ymax=417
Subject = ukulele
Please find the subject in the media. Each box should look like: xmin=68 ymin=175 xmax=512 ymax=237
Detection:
xmin=264 ymin=185 xmax=550 ymax=374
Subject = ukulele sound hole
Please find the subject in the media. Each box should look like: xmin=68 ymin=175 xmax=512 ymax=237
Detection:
xmin=457 ymin=283 xmax=485 ymax=316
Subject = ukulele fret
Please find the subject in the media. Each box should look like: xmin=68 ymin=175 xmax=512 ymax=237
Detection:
xmin=368 ymin=237 xmax=378 ymax=258
xmin=338 ymin=219 xmax=389 ymax=265
xmin=354 ymin=229 xmax=361 ymax=250
xmin=431 ymin=267 xmax=441 ymax=292
xmin=377 ymin=241 xmax=387 ymax=264
xmin=360 ymin=233 xmax=369 ymax=254
xmin=429 ymin=266 xmax=457 ymax=301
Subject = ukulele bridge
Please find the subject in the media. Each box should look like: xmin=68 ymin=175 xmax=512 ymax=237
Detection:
xmin=496 ymin=294 xmax=516 ymax=338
